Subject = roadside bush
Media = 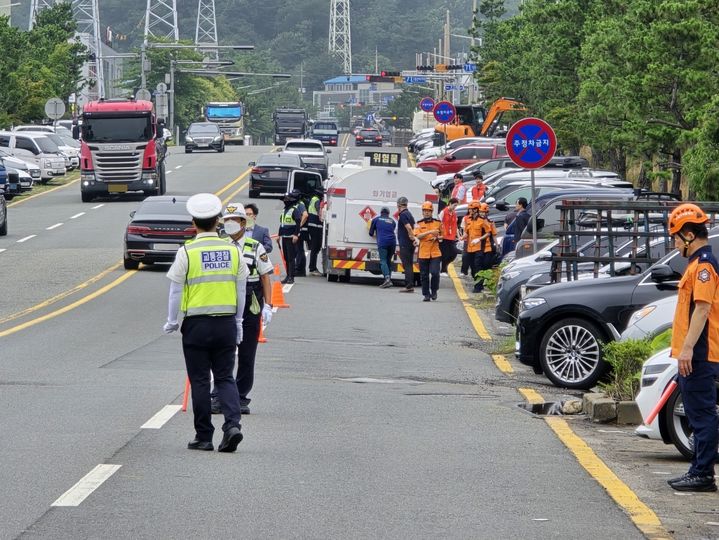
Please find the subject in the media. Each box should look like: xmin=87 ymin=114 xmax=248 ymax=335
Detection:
xmin=649 ymin=329 xmax=671 ymax=354
xmin=598 ymin=339 xmax=653 ymax=401
xmin=474 ymin=261 xmax=506 ymax=295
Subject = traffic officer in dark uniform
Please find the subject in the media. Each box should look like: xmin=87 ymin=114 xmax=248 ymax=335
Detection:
xmin=307 ymin=187 xmax=324 ymax=276
xmin=279 ymin=190 xmax=304 ymax=284
xmin=666 ymin=203 xmax=719 ymax=492
xmin=211 ymin=202 xmax=274 ymax=415
xmin=294 ymin=191 xmax=310 ymax=277
xmin=164 ymin=193 xmax=249 ymax=453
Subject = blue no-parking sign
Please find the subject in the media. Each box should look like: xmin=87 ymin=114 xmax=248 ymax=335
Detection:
xmin=419 ymin=97 xmax=435 ymax=113
xmin=432 ymin=101 xmax=456 ymax=124
xmin=505 ymin=117 xmax=557 ymax=169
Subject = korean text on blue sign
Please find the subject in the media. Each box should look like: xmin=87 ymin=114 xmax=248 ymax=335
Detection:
xmin=201 ymin=250 xmax=232 ymax=271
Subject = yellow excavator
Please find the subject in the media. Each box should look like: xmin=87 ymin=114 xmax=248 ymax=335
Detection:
xmin=434 ymin=97 xmax=527 ymax=141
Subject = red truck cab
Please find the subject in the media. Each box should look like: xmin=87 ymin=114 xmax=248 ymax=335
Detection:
xmin=77 ymin=99 xmax=166 ymax=202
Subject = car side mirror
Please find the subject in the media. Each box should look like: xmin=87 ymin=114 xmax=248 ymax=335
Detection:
xmin=650 ymin=264 xmax=677 ymax=282
xmin=537 ymin=253 xmax=553 ymax=261
xmin=248 ymin=161 xmax=256 ymax=166
xmin=495 ymin=201 xmax=508 ymax=211
xmin=129 ymin=210 xmax=136 ymax=218
xmin=536 ymin=218 xmax=544 ymax=231
xmin=485 ymin=197 xmax=496 ymax=205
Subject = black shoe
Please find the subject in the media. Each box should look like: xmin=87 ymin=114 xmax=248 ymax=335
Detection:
xmin=431 ymin=293 xmax=437 ymax=301
xmin=295 ymin=272 xmax=307 ymax=277
xmin=399 ymin=287 xmax=414 ymax=293
xmin=210 ymin=399 xmax=222 ymax=415
xmin=281 ymin=277 xmax=289 ymax=284
xmin=667 ymin=472 xmax=692 ymax=485
xmin=240 ymin=405 xmax=251 ymax=415
xmin=286 ymin=278 xmax=294 ymax=284
xmin=669 ymin=475 xmax=717 ymax=492
xmin=423 ymin=296 xmax=431 ymax=302
xmin=218 ymin=427 xmax=243 ymax=453
xmin=187 ymin=438 xmax=214 ymax=451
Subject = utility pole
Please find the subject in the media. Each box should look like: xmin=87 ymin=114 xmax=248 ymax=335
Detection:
xmin=470 ymin=0 xmax=477 ymax=104
xmin=195 ymin=0 xmax=219 ymax=61
xmin=144 ymin=0 xmax=179 ymax=41
xmin=73 ymin=0 xmax=105 ymax=99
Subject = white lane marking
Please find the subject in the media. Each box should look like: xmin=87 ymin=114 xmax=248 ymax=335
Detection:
xmin=51 ymin=464 xmax=122 ymax=507
xmin=175 ymin=165 xmax=183 ymax=169
xmin=91 ymin=204 xmax=104 ymax=210
xmin=17 ymin=235 xmax=36 ymax=243
xmin=0 ymin=248 xmax=6 ymax=254
xmin=166 ymin=170 xmax=173 ymax=174
xmin=282 ymin=284 xmax=294 ymax=294
xmin=46 ymin=223 xmax=64 ymax=230
xmin=70 ymin=212 xmax=85 ymax=219
xmin=141 ymin=405 xmax=182 ymax=429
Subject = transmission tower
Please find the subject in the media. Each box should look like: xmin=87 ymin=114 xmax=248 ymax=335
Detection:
xmin=195 ymin=0 xmax=219 ymax=61
xmin=28 ymin=0 xmax=55 ymax=30
xmin=328 ymin=0 xmax=352 ymax=74
xmin=144 ymin=0 xmax=179 ymax=42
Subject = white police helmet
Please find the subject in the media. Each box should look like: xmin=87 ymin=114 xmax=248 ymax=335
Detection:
xmin=186 ymin=193 xmax=222 ymax=219
xmin=222 ymin=202 xmax=247 ymax=220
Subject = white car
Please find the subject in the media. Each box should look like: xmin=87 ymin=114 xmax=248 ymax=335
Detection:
xmin=22 ymin=131 xmax=79 ymax=170
xmin=620 ymin=295 xmax=676 ymax=341
xmin=0 ymin=148 xmax=40 ymax=187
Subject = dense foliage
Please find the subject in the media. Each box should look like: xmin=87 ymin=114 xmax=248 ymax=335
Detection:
xmin=0 ymin=5 xmax=85 ymax=126
xmin=472 ymin=0 xmax=719 ymax=198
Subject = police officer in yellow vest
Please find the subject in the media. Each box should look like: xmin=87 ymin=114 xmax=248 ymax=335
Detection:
xmin=164 ymin=193 xmax=249 ymax=453
xmin=211 ymin=202 xmax=274 ymax=415
xmin=307 ymin=188 xmax=324 ymax=276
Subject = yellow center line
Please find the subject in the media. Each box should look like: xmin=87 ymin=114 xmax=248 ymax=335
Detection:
xmin=492 ymin=354 xmax=514 ymax=374
xmin=215 ymin=167 xmax=251 ymax=197
xmin=447 ymin=264 xmax=491 ymax=340
xmin=221 ymin=181 xmax=250 ymax=205
xmin=0 ymin=270 xmax=137 ymax=338
xmin=8 ymin=178 xmax=80 ymax=207
xmin=341 ymin=132 xmax=350 ymax=147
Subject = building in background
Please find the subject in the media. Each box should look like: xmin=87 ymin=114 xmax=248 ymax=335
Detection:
xmin=313 ymin=75 xmax=402 ymax=117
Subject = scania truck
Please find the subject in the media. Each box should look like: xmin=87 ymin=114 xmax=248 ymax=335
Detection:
xmin=204 ymin=101 xmax=245 ymax=144
xmin=75 ymin=98 xmax=166 ymax=202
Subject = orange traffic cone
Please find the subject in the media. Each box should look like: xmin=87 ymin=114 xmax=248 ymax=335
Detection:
xmin=258 ymin=323 xmax=267 ymax=343
xmin=274 ymin=263 xmax=280 ymax=275
xmin=271 ymin=281 xmax=290 ymax=308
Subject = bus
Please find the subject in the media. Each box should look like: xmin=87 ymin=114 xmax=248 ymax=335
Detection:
xmin=204 ymin=101 xmax=245 ymax=144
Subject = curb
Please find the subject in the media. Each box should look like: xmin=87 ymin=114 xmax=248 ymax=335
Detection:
xmin=583 ymin=392 xmax=642 ymax=424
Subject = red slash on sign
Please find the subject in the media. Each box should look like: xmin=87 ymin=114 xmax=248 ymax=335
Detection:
xmin=359 ymin=206 xmax=377 ymax=223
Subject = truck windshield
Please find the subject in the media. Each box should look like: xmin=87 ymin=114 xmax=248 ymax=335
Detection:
xmin=206 ymin=105 xmax=242 ymax=121
xmin=276 ymin=115 xmax=305 ymax=124
xmin=82 ymin=116 xmax=153 ymax=143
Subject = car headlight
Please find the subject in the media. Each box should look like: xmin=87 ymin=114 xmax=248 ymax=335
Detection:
xmin=185 ymin=136 xmax=194 ymax=143
xmin=643 ymin=363 xmax=671 ymax=376
xmin=213 ymin=135 xmax=223 ymax=142
xmin=520 ymin=297 xmax=546 ymax=311
xmin=628 ymin=305 xmax=656 ymax=327
xmin=502 ymin=270 xmax=521 ymax=281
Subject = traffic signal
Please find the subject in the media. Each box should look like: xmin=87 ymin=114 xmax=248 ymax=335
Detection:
xmin=435 ymin=64 xmax=447 ymax=72
xmin=416 ymin=65 xmax=434 ymax=72
xmin=446 ymin=64 xmax=464 ymax=71
xmin=367 ymin=74 xmax=398 ymax=83
xmin=380 ymin=71 xmax=400 ymax=77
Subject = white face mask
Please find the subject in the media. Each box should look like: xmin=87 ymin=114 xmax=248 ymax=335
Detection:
xmin=223 ymin=219 xmax=244 ymax=236
xmin=245 ymin=217 xmax=255 ymax=229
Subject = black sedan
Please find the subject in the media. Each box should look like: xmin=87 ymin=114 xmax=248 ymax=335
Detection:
xmin=515 ymin=234 xmax=719 ymax=389
xmin=248 ymin=152 xmax=303 ymax=198
xmin=184 ymin=122 xmax=225 ymax=153
xmin=355 ymin=128 xmax=382 ymax=147
xmin=123 ymin=196 xmax=195 ymax=270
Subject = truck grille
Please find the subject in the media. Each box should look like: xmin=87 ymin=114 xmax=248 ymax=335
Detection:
xmin=92 ymin=146 xmax=144 ymax=182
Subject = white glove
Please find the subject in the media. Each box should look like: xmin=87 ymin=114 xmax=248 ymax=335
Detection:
xmin=413 ymin=238 xmax=420 ymax=247
xmin=262 ymin=304 xmax=273 ymax=325
xmin=236 ymin=320 xmax=243 ymax=345
xmin=471 ymin=238 xmax=481 ymax=245
xmin=163 ymin=321 xmax=179 ymax=334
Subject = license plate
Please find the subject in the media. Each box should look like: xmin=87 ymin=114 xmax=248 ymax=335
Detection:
xmin=369 ymin=249 xmax=380 ymax=261
xmin=153 ymin=243 xmax=180 ymax=251
xmin=108 ymin=184 xmax=128 ymax=193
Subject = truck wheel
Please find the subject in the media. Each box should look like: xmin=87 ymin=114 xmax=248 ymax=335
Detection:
xmin=81 ymin=191 xmax=93 ymax=203
xmin=123 ymin=257 xmax=140 ymax=270
xmin=3 ymin=193 xmax=14 ymax=201
xmin=185 ymin=147 xmax=192 ymax=154
xmin=249 ymin=189 xmax=260 ymax=199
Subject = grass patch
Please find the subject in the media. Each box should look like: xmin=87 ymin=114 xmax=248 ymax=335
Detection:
xmin=490 ymin=334 xmax=516 ymax=355
xmin=12 ymin=171 xmax=79 ymax=201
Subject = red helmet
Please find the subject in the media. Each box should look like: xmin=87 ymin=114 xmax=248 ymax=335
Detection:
xmin=669 ymin=203 xmax=709 ymax=235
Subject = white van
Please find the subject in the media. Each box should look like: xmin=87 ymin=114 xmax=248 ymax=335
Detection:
xmin=0 ymin=131 xmax=66 ymax=182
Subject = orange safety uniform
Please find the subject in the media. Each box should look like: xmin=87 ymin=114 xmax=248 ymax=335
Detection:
xmin=470 ymin=182 xmax=486 ymax=202
xmin=414 ymin=218 xmax=442 ymax=259
xmin=671 ymin=247 xmax=719 ymax=362
xmin=464 ymin=216 xmax=486 ymax=254
xmin=440 ymin=208 xmax=458 ymax=241
xmin=480 ymin=218 xmax=498 ymax=254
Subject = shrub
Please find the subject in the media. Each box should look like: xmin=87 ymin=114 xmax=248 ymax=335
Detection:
xmin=598 ymin=339 xmax=654 ymax=401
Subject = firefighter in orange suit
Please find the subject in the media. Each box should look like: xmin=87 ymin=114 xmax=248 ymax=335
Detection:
xmin=666 ymin=203 xmax=719 ymax=492
xmin=462 ymin=201 xmax=486 ymax=292
xmin=414 ymin=201 xmax=443 ymax=301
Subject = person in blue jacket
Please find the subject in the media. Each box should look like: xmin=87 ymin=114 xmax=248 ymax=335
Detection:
xmin=369 ymin=207 xmax=397 ymax=288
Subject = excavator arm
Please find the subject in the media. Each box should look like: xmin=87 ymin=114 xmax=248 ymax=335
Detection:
xmin=479 ymin=97 xmax=527 ymax=136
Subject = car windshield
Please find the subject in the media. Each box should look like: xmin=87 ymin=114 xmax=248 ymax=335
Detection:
xmin=135 ymin=200 xmax=191 ymax=218
xmin=42 ymin=133 xmax=66 ymax=147
xmin=82 ymin=115 xmax=153 ymax=143
xmin=34 ymin=136 xmax=60 ymax=153
xmin=285 ymin=142 xmax=322 ymax=151
xmin=257 ymin=154 xmax=300 ymax=167
xmin=59 ymin=134 xmax=80 ymax=148
xmin=188 ymin=124 xmax=220 ymax=134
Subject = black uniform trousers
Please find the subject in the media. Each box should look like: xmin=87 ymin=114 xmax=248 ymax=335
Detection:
xmin=182 ymin=315 xmax=241 ymax=441
xmin=399 ymin=244 xmax=415 ymax=289
xmin=281 ymin=236 xmax=297 ymax=281
xmin=419 ymin=257 xmax=441 ymax=297
xmin=308 ymin=226 xmax=323 ymax=272
xmin=236 ymin=289 xmax=263 ymax=406
xmin=440 ymin=239 xmax=457 ymax=273
xmin=295 ymin=230 xmax=308 ymax=275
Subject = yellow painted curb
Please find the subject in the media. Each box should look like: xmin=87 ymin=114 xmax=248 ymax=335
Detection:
xmin=448 ymin=264 xmax=491 ymax=340
xmin=492 ymin=354 xmax=514 ymax=374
